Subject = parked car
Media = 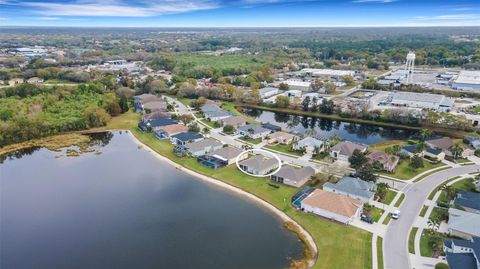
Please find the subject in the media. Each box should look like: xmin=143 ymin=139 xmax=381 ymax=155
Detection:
xmin=392 ymin=210 xmax=401 ymax=220
xmin=360 ymin=214 xmax=373 ymax=224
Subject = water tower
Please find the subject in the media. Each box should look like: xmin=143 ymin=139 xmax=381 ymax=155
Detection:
xmin=405 ymin=51 xmax=415 ymax=84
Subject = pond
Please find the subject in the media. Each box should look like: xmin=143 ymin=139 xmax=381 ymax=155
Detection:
xmin=0 ymin=131 xmax=303 ymax=269
xmin=243 ymin=109 xmax=420 ymax=145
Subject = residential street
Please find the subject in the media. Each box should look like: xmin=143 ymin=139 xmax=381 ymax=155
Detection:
xmin=384 ymin=165 xmax=480 ymax=269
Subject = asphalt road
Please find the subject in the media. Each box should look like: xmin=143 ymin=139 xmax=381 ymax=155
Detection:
xmin=384 ymin=165 xmax=480 ymax=269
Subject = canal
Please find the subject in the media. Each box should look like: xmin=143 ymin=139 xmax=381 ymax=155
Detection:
xmin=243 ymin=108 xmax=420 ymax=145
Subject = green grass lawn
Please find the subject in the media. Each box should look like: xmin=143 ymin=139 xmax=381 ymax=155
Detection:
xmin=370 ymin=207 xmax=385 ymax=222
xmin=427 ymin=176 xmax=461 ymax=200
xmin=200 ymin=119 xmax=218 ymax=129
xmin=419 ymin=206 xmax=429 ymax=217
xmin=377 ymin=236 xmax=384 ymax=269
xmin=44 ymin=79 xmax=78 ymax=84
xmin=429 ymin=207 xmax=449 ymax=222
xmin=408 ymin=227 xmax=418 ymax=254
xmin=413 ymin=166 xmax=450 ymax=183
xmin=394 ymin=193 xmax=405 ymax=207
xmin=380 ymin=160 xmax=446 ymax=181
xmin=238 ymin=136 xmax=263 ymax=145
xmin=420 ymin=231 xmax=434 ymax=257
xmin=221 ymin=102 xmax=259 ymax=124
xmin=382 ymin=214 xmax=392 ymax=225
xmin=102 ymin=112 xmax=373 ymax=269
xmin=382 ymin=189 xmax=398 ymax=205
xmin=265 ymin=143 xmax=304 ymax=156
xmin=451 ymin=178 xmax=477 ymax=192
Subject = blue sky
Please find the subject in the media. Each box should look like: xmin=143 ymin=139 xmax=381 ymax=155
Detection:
xmin=1 ymin=0 xmax=480 ymax=27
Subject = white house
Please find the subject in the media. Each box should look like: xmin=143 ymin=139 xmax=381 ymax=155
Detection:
xmin=259 ymin=87 xmax=280 ymax=98
xmin=237 ymin=124 xmax=271 ymax=139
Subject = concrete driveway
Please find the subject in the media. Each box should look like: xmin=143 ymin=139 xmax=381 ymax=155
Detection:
xmin=384 ymin=164 xmax=480 ymax=269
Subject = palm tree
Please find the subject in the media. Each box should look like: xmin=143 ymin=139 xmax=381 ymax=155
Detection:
xmin=391 ymin=144 xmax=401 ymax=156
xmin=427 ymin=218 xmax=440 ymax=231
xmin=449 ymin=143 xmax=464 ymax=160
xmin=415 ymin=141 xmax=427 ymax=153
xmin=419 ymin=129 xmax=433 ymax=141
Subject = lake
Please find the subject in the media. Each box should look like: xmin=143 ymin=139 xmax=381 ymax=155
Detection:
xmin=243 ymin=109 xmax=419 ymax=145
xmin=0 ymin=131 xmax=303 ymax=269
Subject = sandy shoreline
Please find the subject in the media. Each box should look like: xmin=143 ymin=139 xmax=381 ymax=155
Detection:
xmin=125 ymin=131 xmax=318 ymax=268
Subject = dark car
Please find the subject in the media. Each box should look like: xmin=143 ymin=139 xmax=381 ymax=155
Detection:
xmin=360 ymin=214 xmax=373 ymax=224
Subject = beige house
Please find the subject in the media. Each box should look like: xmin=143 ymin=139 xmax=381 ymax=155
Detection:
xmin=8 ymin=78 xmax=24 ymax=86
xmin=301 ymin=189 xmax=363 ymax=224
xmin=367 ymin=150 xmax=399 ymax=172
xmin=267 ymin=131 xmax=298 ymax=145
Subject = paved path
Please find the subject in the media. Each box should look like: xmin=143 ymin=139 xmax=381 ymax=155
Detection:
xmin=384 ymin=165 xmax=480 ymax=269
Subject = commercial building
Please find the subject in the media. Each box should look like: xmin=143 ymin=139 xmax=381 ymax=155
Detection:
xmin=302 ymin=68 xmax=355 ymax=79
xmin=390 ymin=92 xmax=454 ymax=112
xmin=452 ymin=71 xmax=480 ymax=92
xmin=259 ymin=87 xmax=280 ymax=99
xmin=281 ymin=80 xmax=312 ymax=92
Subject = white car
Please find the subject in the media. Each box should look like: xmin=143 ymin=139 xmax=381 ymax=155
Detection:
xmin=392 ymin=210 xmax=401 ymax=220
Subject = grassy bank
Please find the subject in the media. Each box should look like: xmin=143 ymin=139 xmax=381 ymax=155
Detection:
xmin=237 ymin=104 xmax=468 ymax=138
xmin=408 ymin=227 xmax=418 ymax=254
xmin=377 ymin=236 xmax=384 ymax=269
xmin=0 ymin=133 xmax=91 ymax=156
xmin=100 ymin=111 xmax=373 ymax=269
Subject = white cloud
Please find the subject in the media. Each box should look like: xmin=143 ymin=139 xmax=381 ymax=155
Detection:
xmin=20 ymin=0 xmax=219 ymax=17
xmin=352 ymin=0 xmax=398 ymax=3
xmin=36 ymin=17 xmax=61 ymax=20
xmin=0 ymin=17 xmax=8 ymax=20
xmin=414 ymin=14 xmax=480 ymax=21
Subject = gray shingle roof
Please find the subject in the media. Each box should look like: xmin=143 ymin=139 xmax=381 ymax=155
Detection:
xmin=239 ymin=155 xmax=278 ymax=171
xmin=238 ymin=124 xmax=271 ymax=135
xmin=185 ymin=138 xmax=222 ymax=152
xmin=448 ymin=208 xmax=480 ymax=237
xmin=323 ymin=176 xmax=375 ymax=200
xmin=272 ymin=165 xmax=315 ymax=183
xmin=209 ymin=146 xmax=243 ymax=160
xmin=330 ymin=141 xmax=367 ymax=157
xmin=454 ymin=191 xmax=480 ymax=211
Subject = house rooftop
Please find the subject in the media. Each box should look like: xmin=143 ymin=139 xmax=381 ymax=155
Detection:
xmin=239 ymin=154 xmax=278 ymax=172
xmin=301 ymin=189 xmax=363 ymax=218
xmin=204 ymin=109 xmax=231 ymax=119
xmin=330 ymin=141 xmax=367 ymax=157
xmin=427 ymin=137 xmax=455 ymax=150
xmin=171 ymin=131 xmax=203 ymax=142
xmin=238 ymin=124 xmax=271 ymax=135
xmin=446 ymin=252 xmax=478 ymax=269
xmin=323 ymin=176 xmax=375 ymax=201
xmin=201 ymin=104 xmax=221 ymax=113
xmin=221 ymin=116 xmax=246 ymax=126
xmin=367 ymin=150 xmax=398 ymax=166
xmin=259 ymin=87 xmax=279 ymax=95
xmin=448 ymin=208 xmax=480 ymax=237
xmin=185 ymin=138 xmax=222 ymax=152
xmin=142 ymin=101 xmax=167 ymax=111
xmin=209 ymin=146 xmax=243 ymax=161
xmin=272 ymin=165 xmax=315 ymax=184
xmin=154 ymin=124 xmax=188 ymax=135
xmin=392 ymin=91 xmax=446 ymax=104
xmin=454 ymin=191 xmax=480 ymax=211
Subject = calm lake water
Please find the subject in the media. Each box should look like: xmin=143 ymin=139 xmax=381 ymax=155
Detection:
xmin=0 ymin=131 xmax=303 ymax=269
xmin=244 ymin=109 xmax=419 ymax=145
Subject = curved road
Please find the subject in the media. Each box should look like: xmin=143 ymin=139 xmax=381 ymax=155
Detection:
xmin=384 ymin=164 xmax=480 ymax=269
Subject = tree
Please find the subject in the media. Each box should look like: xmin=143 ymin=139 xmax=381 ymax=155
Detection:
xmin=409 ymin=156 xmax=424 ymax=170
xmin=319 ymin=99 xmax=334 ymax=114
xmin=188 ymin=123 xmax=200 ymax=133
xmin=419 ymin=128 xmax=433 ymax=141
xmin=324 ymin=82 xmax=336 ymax=94
xmin=275 ymin=95 xmax=290 ymax=108
xmin=348 ymin=149 xmax=368 ymax=169
xmin=279 ymin=83 xmax=289 ymax=91
xmin=118 ymin=94 xmax=129 ymax=113
xmin=178 ymin=114 xmax=194 ymax=125
xmin=203 ymin=127 xmax=210 ymax=134
xmin=415 ymin=142 xmax=427 ymax=153
xmin=449 ymin=143 xmax=464 ymax=160
xmin=439 ymin=184 xmax=457 ymax=201
xmin=190 ymin=97 xmax=207 ymax=110
xmin=356 ymin=163 xmax=377 ymax=182
xmin=343 ymin=75 xmax=355 ymax=86
xmin=84 ymin=106 xmax=111 ymax=128
xmin=302 ymin=96 xmax=310 ymax=111
xmin=222 ymin=124 xmax=235 ymax=134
